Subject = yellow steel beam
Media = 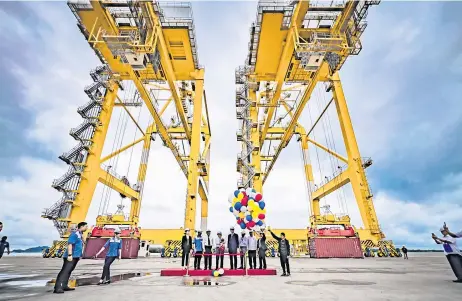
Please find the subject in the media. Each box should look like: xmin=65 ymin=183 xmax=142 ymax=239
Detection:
xmin=331 ymin=72 xmax=382 ymax=238
xmin=259 ymin=2 xmax=306 ymax=146
xmin=98 ymin=168 xmax=140 ymax=200
xmin=332 ymin=0 xmax=358 ymax=33
xmin=130 ymin=69 xmax=188 ymax=177
xmin=65 ymin=83 xmax=118 ymax=236
xmin=146 ymin=2 xmax=191 ymax=143
xmin=129 ymin=123 xmax=154 ymax=225
xmin=311 ymin=169 xmax=350 ymax=200
xmin=307 ymin=138 xmax=348 ymax=163
xmin=262 ymin=67 xmax=323 ymax=184
xmin=115 ymin=95 xmax=145 ymax=135
xmin=184 ymin=69 xmax=205 ymax=230
xmin=100 ymin=136 xmax=144 ymax=163
xmin=159 ymin=97 xmax=173 ymax=116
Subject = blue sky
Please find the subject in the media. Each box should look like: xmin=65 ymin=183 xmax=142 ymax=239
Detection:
xmin=0 ymin=1 xmax=461 ymax=250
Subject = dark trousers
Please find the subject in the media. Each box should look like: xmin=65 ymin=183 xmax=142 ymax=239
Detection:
xmin=280 ymin=254 xmax=290 ymax=274
xmin=194 ymin=251 xmax=203 ymax=269
xmin=248 ymin=250 xmax=257 ymax=269
xmin=240 ymin=247 xmax=247 ymax=268
xmin=229 ymin=249 xmax=237 ymax=269
xmin=259 ymin=255 xmax=267 ymax=269
xmin=181 ymin=249 xmax=190 ymax=267
xmin=204 ymin=247 xmax=213 ymax=270
xmin=215 ymin=249 xmax=224 ymax=269
xmin=54 ymin=258 xmax=80 ymax=291
xmin=101 ymin=256 xmax=117 ymax=281
xmin=403 ymin=252 xmax=408 ymax=259
xmin=446 ymin=254 xmax=462 ymax=280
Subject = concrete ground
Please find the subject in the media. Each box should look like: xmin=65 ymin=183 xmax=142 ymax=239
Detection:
xmin=0 ymin=253 xmax=460 ymax=301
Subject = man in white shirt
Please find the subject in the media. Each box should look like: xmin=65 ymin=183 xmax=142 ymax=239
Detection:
xmin=203 ymin=230 xmax=214 ymax=270
xmin=247 ymin=231 xmax=258 ymax=269
xmin=433 ymin=227 xmax=462 ymax=283
xmin=215 ymin=231 xmax=225 ymax=270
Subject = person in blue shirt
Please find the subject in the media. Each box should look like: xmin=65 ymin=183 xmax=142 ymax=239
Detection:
xmin=193 ymin=230 xmax=204 ymax=270
xmin=95 ymin=229 xmax=122 ymax=284
xmin=54 ymin=222 xmax=88 ymax=294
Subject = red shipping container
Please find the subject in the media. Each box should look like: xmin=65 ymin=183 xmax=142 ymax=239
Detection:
xmin=82 ymin=238 xmax=140 ymax=259
xmin=121 ymin=238 xmax=140 ymax=259
xmin=309 ymin=237 xmax=363 ymax=258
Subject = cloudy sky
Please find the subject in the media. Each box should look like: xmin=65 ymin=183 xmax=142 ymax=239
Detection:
xmin=0 ymin=0 xmax=461 ymax=250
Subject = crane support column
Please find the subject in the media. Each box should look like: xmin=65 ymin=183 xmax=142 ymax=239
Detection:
xmin=331 ymin=72 xmax=382 ymax=238
xmin=250 ymin=89 xmax=262 ymax=192
xmin=129 ymin=123 xmax=155 ymax=225
xmin=67 ymin=83 xmax=118 ymax=233
xmin=185 ymin=69 xmax=205 ymax=231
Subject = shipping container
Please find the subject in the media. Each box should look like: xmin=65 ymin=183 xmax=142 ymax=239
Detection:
xmin=82 ymin=237 xmax=140 ymax=259
xmin=309 ymin=237 xmax=363 ymax=258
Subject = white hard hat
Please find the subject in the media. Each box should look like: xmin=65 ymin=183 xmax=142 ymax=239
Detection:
xmin=206 ymin=229 xmax=211 ymax=232
xmin=185 ymin=228 xmax=190 ymax=231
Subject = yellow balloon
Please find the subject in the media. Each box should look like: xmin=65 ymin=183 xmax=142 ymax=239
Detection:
xmin=239 ymin=212 xmax=245 ymax=218
xmin=238 ymin=192 xmax=244 ymax=200
xmin=262 ymin=208 xmax=266 ymax=214
xmin=248 ymin=200 xmax=255 ymax=208
xmin=252 ymin=212 xmax=258 ymax=219
xmin=232 ymin=198 xmax=238 ymax=204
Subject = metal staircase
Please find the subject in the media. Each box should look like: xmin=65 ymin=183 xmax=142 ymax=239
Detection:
xmin=42 ymin=64 xmax=112 ymax=236
xmin=235 ymin=66 xmax=256 ymax=189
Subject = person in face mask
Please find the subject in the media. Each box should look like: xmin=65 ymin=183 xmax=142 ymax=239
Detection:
xmin=193 ymin=231 xmax=204 ymax=270
xmin=247 ymin=231 xmax=257 ymax=269
xmin=95 ymin=229 xmax=122 ymax=284
xmin=203 ymin=230 xmax=214 ymax=270
xmin=181 ymin=228 xmax=192 ymax=269
xmin=227 ymin=227 xmax=239 ymax=270
xmin=239 ymin=231 xmax=248 ymax=269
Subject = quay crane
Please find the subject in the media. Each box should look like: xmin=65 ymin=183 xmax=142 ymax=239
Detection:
xmin=42 ymin=0 xmax=211 ymax=255
xmin=235 ymin=0 xmax=398 ymax=256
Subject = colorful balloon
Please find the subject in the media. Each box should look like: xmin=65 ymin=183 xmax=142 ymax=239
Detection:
xmin=234 ymin=202 xmax=242 ymax=211
xmin=255 ymin=193 xmax=263 ymax=201
xmin=256 ymin=220 xmax=263 ymax=226
xmin=237 ymin=192 xmax=244 ymax=200
xmin=239 ymin=212 xmax=245 ymax=219
xmin=240 ymin=222 xmax=246 ymax=229
xmin=259 ymin=201 xmax=265 ymax=210
xmin=229 ymin=207 xmax=233 ymax=213
xmin=241 ymin=197 xmax=248 ymax=206
xmin=258 ymin=213 xmax=265 ymax=220
xmin=240 ymin=206 xmax=247 ymax=213
xmin=234 ymin=190 xmax=240 ymax=197
xmin=246 ymin=215 xmax=252 ymax=222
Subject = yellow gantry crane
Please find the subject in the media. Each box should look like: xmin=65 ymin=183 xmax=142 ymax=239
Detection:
xmin=42 ymin=0 xmax=210 ymax=246
xmin=235 ymin=0 xmax=395 ymax=253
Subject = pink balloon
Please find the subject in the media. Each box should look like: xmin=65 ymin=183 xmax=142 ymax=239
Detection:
xmin=241 ymin=197 xmax=248 ymax=206
xmin=255 ymin=193 xmax=263 ymax=201
xmin=258 ymin=214 xmax=265 ymax=220
xmin=248 ymin=221 xmax=256 ymax=228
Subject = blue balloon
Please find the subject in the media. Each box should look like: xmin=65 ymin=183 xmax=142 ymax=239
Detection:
xmin=246 ymin=215 xmax=252 ymax=222
xmin=252 ymin=189 xmax=256 ymax=193
xmin=234 ymin=190 xmax=240 ymax=197
xmin=234 ymin=202 xmax=242 ymax=211
xmin=259 ymin=201 xmax=265 ymax=210
xmin=229 ymin=207 xmax=233 ymax=213
xmin=240 ymin=222 xmax=246 ymax=229
xmin=256 ymin=220 xmax=263 ymax=226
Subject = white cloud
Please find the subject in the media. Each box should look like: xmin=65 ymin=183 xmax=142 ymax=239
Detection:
xmin=0 ymin=1 xmax=460 ymax=251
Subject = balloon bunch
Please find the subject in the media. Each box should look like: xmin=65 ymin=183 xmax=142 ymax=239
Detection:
xmin=228 ymin=188 xmax=266 ymax=231
xmin=212 ymin=268 xmax=225 ymax=277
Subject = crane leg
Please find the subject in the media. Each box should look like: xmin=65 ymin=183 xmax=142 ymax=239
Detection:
xmin=184 ymin=70 xmax=205 ymax=231
xmin=67 ymin=83 xmax=118 ymax=233
xmin=331 ymin=72 xmax=381 ymax=239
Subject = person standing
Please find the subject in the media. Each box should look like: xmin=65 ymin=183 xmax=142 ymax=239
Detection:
xmin=193 ymin=231 xmax=204 ymax=270
xmin=228 ymin=227 xmax=239 ymax=270
xmin=257 ymin=232 xmax=267 ymax=269
xmin=94 ymin=229 xmax=122 ymax=284
xmin=432 ymin=227 xmax=462 ymax=283
xmin=239 ymin=231 xmax=248 ymax=269
xmin=0 ymin=236 xmax=10 ymax=259
xmin=215 ymin=231 xmax=225 ymax=270
xmin=181 ymin=228 xmax=192 ymax=269
xmin=203 ymin=230 xmax=214 ymax=270
xmin=247 ymin=231 xmax=257 ymax=269
xmin=269 ymin=229 xmax=291 ymax=276
xmin=54 ymin=222 xmax=88 ymax=294
xmin=401 ymin=245 xmax=408 ymax=260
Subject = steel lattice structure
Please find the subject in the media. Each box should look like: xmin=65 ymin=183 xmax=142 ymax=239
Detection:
xmin=42 ymin=0 xmax=211 ymax=238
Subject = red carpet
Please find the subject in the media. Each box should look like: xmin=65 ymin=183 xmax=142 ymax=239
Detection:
xmin=160 ymin=268 xmax=277 ymax=276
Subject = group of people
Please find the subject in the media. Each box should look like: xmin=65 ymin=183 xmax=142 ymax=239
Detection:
xmin=432 ymin=223 xmax=462 ymax=283
xmin=53 ymin=222 xmax=123 ymax=294
xmin=180 ymin=227 xmax=292 ymax=276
